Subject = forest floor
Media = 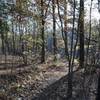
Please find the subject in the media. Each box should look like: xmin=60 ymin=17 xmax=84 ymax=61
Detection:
xmin=0 ymin=55 xmax=72 ymax=99
xmin=32 ymin=68 xmax=98 ymax=100
xmin=0 ymin=55 xmax=98 ymax=100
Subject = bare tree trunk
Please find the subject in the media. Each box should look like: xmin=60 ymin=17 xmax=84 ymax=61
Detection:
xmin=96 ymin=2 xmax=100 ymax=100
xmin=1 ymin=33 xmax=5 ymax=54
xmin=86 ymin=0 xmax=93 ymax=65
xmin=98 ymin=20 xmax=100 ymax=52
xmin=67 ymin=0 xmax=76 ymax=99
xmin=12 ymin=17 xmax=16 ymax=55
xmin=79 ymin=0 xmax=84 ymax=68
xmin=41 ymin=0 xmax=45 ymax=63
xmin=52 ymin=0 xmax=57 ymax=61
xmin=0 ymin=20 xmax=5 ymax=54
xmin=57 ymin=0 xmax=77 ymax=99
xmin=64 ymin=0 xmax=69 ymax=60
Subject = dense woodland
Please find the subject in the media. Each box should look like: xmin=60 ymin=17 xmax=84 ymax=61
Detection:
xmin=0 ymin=0 xmax=100 ymax=100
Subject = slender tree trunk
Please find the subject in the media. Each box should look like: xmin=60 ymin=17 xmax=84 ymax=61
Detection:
xmin=86 ymin=0 xmax=93 ymax=65
xmin=57 ymin=0 xmax=76 ymax=98
xmin=41 ymin=0 xmax=45 ymax=63
xmin=1 ymin=33 xmax=5 ymax=54
xmin=79 ymin=0 xmax=84 ymax=68
xmin=96 ymin=3 xmax=100 ymax=100
xmin=12 ymin=17 xmax=15 ymax=55
xmin=98 ymin=20 xmax=100 ymax=51
xmin=98 ymin=0 xmax=100 ymax=12
xmin=57 ymin=0 xmax=69 ymax=59
xmin=52 ymin=0 xmax=57 ymax=61
xmin=64 ymin=0 xmax=69 ymax=59
xmin=67 ymin=0 xmax=76 ymax=99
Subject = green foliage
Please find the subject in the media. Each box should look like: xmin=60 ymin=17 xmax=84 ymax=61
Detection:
xmin=22 ymin=34 xmax=43 ymax=50
xmin=0 ymin=21 xmax=9 ymax=34
xmin=0 ymin=0 xmax=9 ymax=35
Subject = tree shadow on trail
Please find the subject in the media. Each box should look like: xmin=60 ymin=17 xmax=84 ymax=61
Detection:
xmin=32 ymin=67 xmax=98 ymax=100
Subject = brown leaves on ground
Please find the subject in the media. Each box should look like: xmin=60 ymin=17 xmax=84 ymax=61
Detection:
xmin=0 ymin=57 xmax=69 ymax=99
